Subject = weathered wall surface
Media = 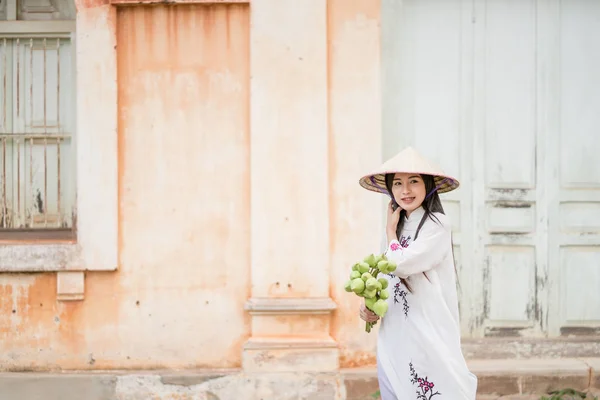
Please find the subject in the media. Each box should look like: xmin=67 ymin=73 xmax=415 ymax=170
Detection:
xmin=0 ymin=3 xmax=252 ymax=370
xmin=115 ymin=4 xmax=251 ymax=368
xmin=327 ymin=0 xmax=382 ymax=367
xmin=0 ymin=0 xmax=383 ymax=371
xmin=1 ymin=2 xmax=599 ymax=394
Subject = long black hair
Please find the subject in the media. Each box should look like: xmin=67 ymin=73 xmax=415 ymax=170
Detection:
xmin=384 ymin=173 xmax=453 ymax=292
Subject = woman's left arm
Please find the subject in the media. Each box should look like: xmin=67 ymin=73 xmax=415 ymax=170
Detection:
xmin=385 ymin=216 xmax=451 ymax=279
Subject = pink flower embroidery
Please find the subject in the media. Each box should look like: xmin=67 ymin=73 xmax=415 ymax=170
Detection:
xmin=410 ymin=362 xmax=441 ymax=399
xmin=390 ymin=242 xmax=401 ymax=251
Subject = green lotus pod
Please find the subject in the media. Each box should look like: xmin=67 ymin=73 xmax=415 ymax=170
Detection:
xmin=344 ymin=280 xmax=353 ymax=293
xmin=377 ymin=260 xmax=388 ymax=270
xmin=358 ymin=262 xmax=370 ymax=274
xmin=363 ymin=288 xmax=377 ymax=299
xmin=365 ymin=297 xmax=376 ymax=310
xmin=386 ymin=260 xmax=397 ymax=273
xmin=378 ymin=278 xmax=388 ymax=289
xmin=375 ymin=281 xmax=383 ymax=291
xmin=372 ymin=299 xmax=389 ymax=317
xmin=351 ymin=278 xmax=365 ymax=294
xmin=352 ymin=264 xmax=360 ymax=272
xmin=365 ymin=277 xmax=378 ymax=291
xmin=361 ymin=272 xmax=373 ymax=281
xmin=363 ymin=254 xmax=377 ymax=268
xmin=350 ymin=270 xmax=361 ymax=280
xmin=379 ymin=289 xmax=389 ymax=300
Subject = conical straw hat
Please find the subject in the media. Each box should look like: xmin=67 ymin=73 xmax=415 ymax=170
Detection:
xmin=359 ymin=146 xmax=459 ymax=195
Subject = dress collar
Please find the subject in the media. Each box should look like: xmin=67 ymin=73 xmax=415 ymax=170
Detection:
xmin=404 ymin=206 xmax=425 ymax=224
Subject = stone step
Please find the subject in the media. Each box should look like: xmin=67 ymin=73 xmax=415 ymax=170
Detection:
xmin=342 ymin=358 xmax=600 ymax=399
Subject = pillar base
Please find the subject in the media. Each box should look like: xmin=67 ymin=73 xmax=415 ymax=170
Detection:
xmin=243 ymin=297 xmax=339 ymax=372
xmin=243 ymin=337 xmax=339 ymax=372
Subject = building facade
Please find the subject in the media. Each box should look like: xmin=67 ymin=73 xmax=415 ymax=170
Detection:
xmin=0 ymin=0 xmax=598 ymax=397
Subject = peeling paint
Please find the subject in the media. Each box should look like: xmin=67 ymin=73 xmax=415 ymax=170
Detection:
xmin=484 ymin=327 xmax=527 ymax=337
xmin=561 ymin=327 xmax=600 ymax=336
xmin=339 ymin=350 xmax=377 ymax=368
xmin=493 ymin=201 xmax=532 ymax=208
xmin=0 ymin=274 xmax=59 ymax=368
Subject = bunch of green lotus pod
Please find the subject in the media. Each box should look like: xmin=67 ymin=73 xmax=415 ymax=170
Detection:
xmin=344 ymin=253 xmax=397 ymax=333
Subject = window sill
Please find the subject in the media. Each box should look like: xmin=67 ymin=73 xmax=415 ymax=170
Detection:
xmin=0 ymin=240 xmax=117 ymax=272
xmin=0 ymin=228 xmax=76 ymax=242
xmin=0 ymin=242 xmax=80 ymax=272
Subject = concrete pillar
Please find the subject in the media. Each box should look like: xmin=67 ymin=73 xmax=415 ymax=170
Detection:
xmin=327 ymin=0 xmax=383 ymax=366
xmin=75 ymin=0 xmax=119 ymax=272
xmin=244 ymin=0 xmax=338 ymax=372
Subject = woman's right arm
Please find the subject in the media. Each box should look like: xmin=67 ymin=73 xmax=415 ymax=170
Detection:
xmin=385 ymin=215 xmax=451 ymax=279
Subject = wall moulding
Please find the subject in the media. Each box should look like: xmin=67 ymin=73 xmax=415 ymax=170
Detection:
xmin=244 ymin=297 xmax=338 ymax=315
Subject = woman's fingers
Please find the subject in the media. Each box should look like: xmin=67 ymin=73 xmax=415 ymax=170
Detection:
xmin=368 ymin=311 xmax=379 ymax=322
xmin=359 ymin=303 xmax=380 ymax=323
xmin=363 ymin=313 xmax=379 ymax=323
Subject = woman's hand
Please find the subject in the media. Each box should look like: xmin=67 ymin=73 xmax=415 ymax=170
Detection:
xmin=359 ymin=302 xmax=380 ymax=323
xmin=386 ymin=200 xmax=401 ymax=239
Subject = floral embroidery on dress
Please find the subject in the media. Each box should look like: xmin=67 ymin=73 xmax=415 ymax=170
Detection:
xmin=387 ymin=234 xmax=411 ymax=318
xmin=388 ymin=235 xmax=411 ymax=278
xmin=409 ymin=362 xmax=441 ymax=399
xmin=394 ymin=282 xmax=409 ymax=317
xmin=390 ymin=235 xmax=412 ymax=252
xmin=399 ymin=234 xmax=411 ymax=248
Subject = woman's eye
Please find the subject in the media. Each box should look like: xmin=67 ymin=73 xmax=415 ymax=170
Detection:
xmin=410 ymin=180 xmax=418 ymax=184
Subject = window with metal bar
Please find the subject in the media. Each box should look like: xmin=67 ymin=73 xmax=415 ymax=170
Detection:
xmin=0 ymin=0 xmax=75 ymax=240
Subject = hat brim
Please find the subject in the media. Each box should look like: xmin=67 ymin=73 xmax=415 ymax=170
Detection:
xmin=359 ymin=172 xmax=460 ymax=195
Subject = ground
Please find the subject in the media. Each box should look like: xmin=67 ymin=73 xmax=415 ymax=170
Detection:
xmin=0 ymin=358 xmax=599 ymax=400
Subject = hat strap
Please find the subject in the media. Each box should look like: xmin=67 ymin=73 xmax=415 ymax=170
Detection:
xmin=425 ymin=177 xmax=451 ymax=200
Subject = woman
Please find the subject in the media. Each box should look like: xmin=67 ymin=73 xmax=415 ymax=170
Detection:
xmin=358 ymin=146 xmax=478 ymax=399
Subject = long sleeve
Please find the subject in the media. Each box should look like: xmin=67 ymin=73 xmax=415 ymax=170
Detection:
xmin=385 ymin=214 xmax=451 ymax=279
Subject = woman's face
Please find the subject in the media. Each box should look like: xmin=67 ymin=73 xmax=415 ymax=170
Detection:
xmin=391 ymin=173 xmax=426 ymax=215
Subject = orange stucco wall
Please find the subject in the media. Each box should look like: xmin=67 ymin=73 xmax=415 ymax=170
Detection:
xmin=0 ymin=1 xmax=383 ymax=371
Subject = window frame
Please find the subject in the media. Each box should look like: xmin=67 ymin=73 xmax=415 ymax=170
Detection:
xmin=0 ymin=22 xmax=76 ymax=240
xmin=0 ymin=2 xmax=118 ymax=272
